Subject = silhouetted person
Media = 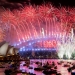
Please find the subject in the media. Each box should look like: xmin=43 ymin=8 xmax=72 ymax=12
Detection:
xmin=4 ymin=68 xmax=12 ymax=75
xmin=47 ymin=61 xmax=49 ymax=65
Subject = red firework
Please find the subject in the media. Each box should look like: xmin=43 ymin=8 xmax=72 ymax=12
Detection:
xmin=0 ymin=4 xmax=75 ymax=45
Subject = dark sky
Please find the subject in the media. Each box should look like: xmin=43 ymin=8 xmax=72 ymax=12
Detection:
xmin=0 ymin=0 xmax=75 ymax=9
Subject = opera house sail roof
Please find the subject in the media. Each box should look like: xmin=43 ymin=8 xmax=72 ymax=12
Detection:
xmin=0 ymin=41 xmax=19 ymax=56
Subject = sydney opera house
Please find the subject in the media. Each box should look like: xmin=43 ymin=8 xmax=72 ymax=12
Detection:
xmin=0 ymin=41 xmax=19 ymax=61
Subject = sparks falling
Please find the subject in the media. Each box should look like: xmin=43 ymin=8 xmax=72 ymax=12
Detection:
xmin=0 ymin=4 xmax=75 ymax=58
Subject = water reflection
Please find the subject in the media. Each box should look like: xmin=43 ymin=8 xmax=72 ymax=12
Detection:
xmin=19 ymin=59 xmax=74 ymax=75
xmin=0 ymin=59 xmax=75 ymax=75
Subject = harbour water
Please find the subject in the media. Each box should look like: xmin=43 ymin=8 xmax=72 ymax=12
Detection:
xmin=0 ymin=59 xmax=75 ymax=75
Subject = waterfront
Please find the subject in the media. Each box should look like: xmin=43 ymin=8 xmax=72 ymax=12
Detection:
xmin=0 ymin=59 xmax=75 ymax=75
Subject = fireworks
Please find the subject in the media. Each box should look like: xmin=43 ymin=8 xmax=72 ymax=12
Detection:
xmin=0 ymin=29 xmax=5 ymax=42
xmin=0 ymin=4 xmax=75 ymax=58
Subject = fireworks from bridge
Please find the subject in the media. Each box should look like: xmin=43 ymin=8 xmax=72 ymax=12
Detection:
xmin=0 ymin=4 xmax=75 ymax=58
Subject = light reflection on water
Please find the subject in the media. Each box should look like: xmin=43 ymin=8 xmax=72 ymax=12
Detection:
xmin=20 ymin=59 xmax=75 ymax=75
xmin=0 ymin=59 xmax=75 ymax=75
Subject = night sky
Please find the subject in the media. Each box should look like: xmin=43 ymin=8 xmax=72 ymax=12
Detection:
xmin=0 ymin=0 xmax=75 ymax=9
